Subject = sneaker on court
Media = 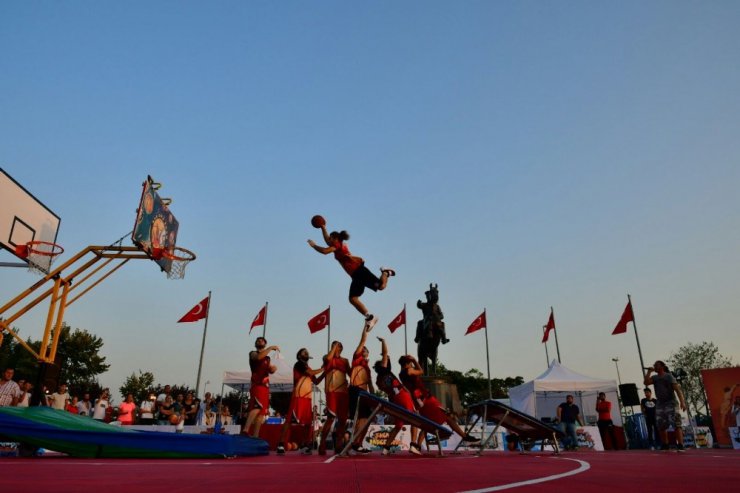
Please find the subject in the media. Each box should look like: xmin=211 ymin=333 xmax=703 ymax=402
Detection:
xmin=660 ymin=444 xmax=670 ymax=452
xmin=462 ymin=434 xmax=481 ymax=443
xmin=676 ymin=444 xmax=686 ymax=453
xmin=365 ymin=314 xmax=378 ymax=332
xmin=300 ymin=446 xmax=313 ymax=455
xmin=352 ymin=444 xmax=372 ymax=454
xmin=380 ymin=267 xmax=396 ymax=277
xmin=381 ymin=446 xmax=392 ymax=456
xmin=276 ymin=444 xmax=285 ymax=455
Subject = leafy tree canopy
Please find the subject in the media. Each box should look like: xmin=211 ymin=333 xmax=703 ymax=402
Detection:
xmin=667 ymin=341 xmax=733 ymax=415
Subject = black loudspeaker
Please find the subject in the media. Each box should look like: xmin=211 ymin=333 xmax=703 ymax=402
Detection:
xmin=619 ymin=383 xmax=640 ymax=407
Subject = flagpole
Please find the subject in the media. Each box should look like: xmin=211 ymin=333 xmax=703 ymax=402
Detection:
xmin=262 ymin=301 xmax=268 ymax=339
xmin=628 ymin=294 xmax=647 ymax=377
xmin=195 ymin=291 xmax=211 ymax=397
xmin=403 ymin=303 xmax=408 ymax=355
xmin=551 ymin=306 xmax=561 ymax=363
xmin=483 ymin=308 xmax=492 ymax=400
xmin=543 ymin=326 xmax=550 ymax=367
xmin=327 ymin=305 xmax=331 ymax=353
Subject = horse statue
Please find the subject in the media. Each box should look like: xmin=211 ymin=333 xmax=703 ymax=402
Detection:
xmin=414 ymin=283 xmax=450 ymax=375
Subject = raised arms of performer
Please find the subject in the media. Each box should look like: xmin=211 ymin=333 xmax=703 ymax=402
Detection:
xmin=252 ymin=345 xmax=280 ymax=363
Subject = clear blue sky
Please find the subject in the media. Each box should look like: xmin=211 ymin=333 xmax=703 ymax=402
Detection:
xmin=1 ymin=1 xmax=739 ymax=400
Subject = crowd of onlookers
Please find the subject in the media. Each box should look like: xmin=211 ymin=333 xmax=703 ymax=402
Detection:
xmin=0 ymin=367 xmax=234 ymax=427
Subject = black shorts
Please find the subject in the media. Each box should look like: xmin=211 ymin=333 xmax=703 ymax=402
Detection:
xmin=349 ymin=386 xmax=374 ymax=419
xmin=349 ymin=265 xmax=380 ymax=298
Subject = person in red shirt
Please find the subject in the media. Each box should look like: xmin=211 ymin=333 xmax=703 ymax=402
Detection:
xmin=308 ymin=222 xmax=395 ymax=331
xmin=318 ymin=340 xmax=351 ymax=455
xmin=276 ymin=348 xmax=323 ymax=455
xmin=374 ymin=336 xmax=421 ymax=455
xmin=399 ymin=355 xmax=480 ymax=449
xmin=118 ymin=393 xmax=137 ymax=425
xmin=242 ymin=337 xmax=279 ymax=437
xmin=596 ymin=392 xmax=619 ymax=450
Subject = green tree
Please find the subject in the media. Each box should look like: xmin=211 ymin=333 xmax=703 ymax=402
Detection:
xmin=667 ymin=341 xmax=733 ymax=415
xmin=436 ymin=364 xmax=524 ymax=407
xmin=0 ymin=322 xmax=109 ymax=396
xmin=120 ymin=371 xmax=156 ymax=402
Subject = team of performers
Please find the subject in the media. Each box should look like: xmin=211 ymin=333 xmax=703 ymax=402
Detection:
xmin=248 ymin=320 xmax=480 ymax=455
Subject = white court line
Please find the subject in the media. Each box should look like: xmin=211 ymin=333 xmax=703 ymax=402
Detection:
xmin=457 ymin=457 xmax=590 ymax=493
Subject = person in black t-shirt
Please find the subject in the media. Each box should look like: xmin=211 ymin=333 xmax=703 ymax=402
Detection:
xmin=557 ymin=395 xmax=585 ymax=451
xmin=640 ymin=388 xmax=660 ymax=449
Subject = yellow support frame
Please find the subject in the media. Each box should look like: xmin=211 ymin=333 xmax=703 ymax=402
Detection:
xmin=0 ymin=245 xmax=152 ymax=363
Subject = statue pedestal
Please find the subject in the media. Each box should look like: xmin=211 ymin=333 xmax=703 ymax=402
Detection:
xmin=422 ymin=376 xmax=463 ymax=417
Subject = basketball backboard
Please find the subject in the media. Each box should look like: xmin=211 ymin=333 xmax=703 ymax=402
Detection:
xmin=0 ymin=168 xmax=61 ymax=274
xmin=132 ymin=175 xmax=179 ymax=273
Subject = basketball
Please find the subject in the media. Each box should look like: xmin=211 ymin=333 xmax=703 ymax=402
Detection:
xmin=169 ymin=414 xmax=180 ymax=425
xmin=311 ymin=215 xmax=326 ymax=228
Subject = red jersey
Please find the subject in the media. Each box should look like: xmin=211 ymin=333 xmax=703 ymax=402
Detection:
xmin=596 ymin=400 xmax=612 ymax=421
xmin=400 ymin=369 xmax=429 ymax=400
xmin=293 ymin=361 xmax=316 ymax=385
xmin=249 ymin=351 xmax=271 ymax=386
xmin=324 ymin=356 xmax=350 ymax=375
xmin=331 ymin=240 xmax=362 ymax=276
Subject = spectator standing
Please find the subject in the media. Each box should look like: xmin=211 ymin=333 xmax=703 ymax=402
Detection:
xmin=47 ymin=384 xmax=70 ymax=410
xmin=139 ymin=393 xmax=156 ymax=425
xmin=77 ymin=393 xmax=93 ymax=416
xmin=157 ymin=385 xmax=172 ymax=405
xmin=644 ymin=361 xmax=688 ymax=452
xmin=640 ymin=388 xmax=660 ymax=449
xmin=0 ymin=368 xmax=21 ymax=407
xmin=118 ymin=393 xmax=137 ymax=425
xmin=182 ymin=392 xmax=198 ymax=425
xmin=157 ymin=395 xmax=176 ymax=424
xmin=595 ymin=392 xmax=619 ymax=450
xmin=92 ymin=389 xmax=111 ymax=421
xmin=557 ymin=394 xmax=585 ymax=451
xmin=17 ymin=381 xmax=32 ymax=408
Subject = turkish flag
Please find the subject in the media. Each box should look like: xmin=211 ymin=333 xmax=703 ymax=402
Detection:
xmin=612 ymin=301 xmax=634 ymax=335
xmin=542 ymin=309 xmax=556 ymax=343
xmin=465 ymin=311 xmax=487 ymax=335
xmin=178 ymin=297 xmax=209 ymax=323
xmin=308 ymin=307 xmax=330 ymax=334
xmin=387 ymin=307 xmax=406 ymax=333
xmin=250 ymin=305 xmax=267 ymax=333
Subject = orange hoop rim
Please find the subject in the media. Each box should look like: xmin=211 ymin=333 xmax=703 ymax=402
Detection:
xmin=16 ymin=240 xmax=64 ymax=258
xmin=152 ymin=246 xmax=196 ymax=262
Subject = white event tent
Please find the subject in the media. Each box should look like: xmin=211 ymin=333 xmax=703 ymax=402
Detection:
xmin=508 ymin=360 xmax=622 ymax=426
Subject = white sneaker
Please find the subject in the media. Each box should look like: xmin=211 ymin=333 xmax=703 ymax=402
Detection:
xmin=365 ymin=314 xmax=378 ymax=332
xmin=381 ymin=446 xmax=392 ymax=456
xmin=300 ymin=446 xmax=312 ymax=455
xmin=409 ymin=443 xmax=422 ymax=456
xmin=380 ymin=267 xmax=396 ymax=277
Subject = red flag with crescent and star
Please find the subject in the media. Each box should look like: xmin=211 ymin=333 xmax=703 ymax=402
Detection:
xmin=612 ymin=301 xmax=634 ymax=335
xmin=542 ymin=308 xmax=556 ymax=343
xmin=465 ymin=311 xmax=487 ymax=335
xmin=250 ymin=305 xmax=267 ymax=333
xmin=308 ymin=307 xmax=330 ymax=334
xmin=388 ymin=307 xmax=406 ymax=333
xmin=178 ymin=297 xmax=209 ymax=323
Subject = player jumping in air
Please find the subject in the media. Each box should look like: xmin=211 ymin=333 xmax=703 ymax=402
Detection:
xmin=308 ymin=220 xmax=394 ymax=331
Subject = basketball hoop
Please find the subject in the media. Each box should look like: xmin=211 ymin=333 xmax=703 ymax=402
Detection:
xmin=151 ymin=246 xmax=196 ymax=279
xmin=15 ymin=241 xmax=64 ymax=276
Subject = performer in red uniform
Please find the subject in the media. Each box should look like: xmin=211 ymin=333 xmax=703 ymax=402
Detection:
xmin=277 ymin=348 xmax=323 ymax=455
xmin=374 ymin=336 xmax=421 ymax=455
xmin=308 ymin=222 xmax=395 ymax=331
xmin=242 ymin=337 xmax=279 ymax=438
xmin=399 ymin=355 xmax=479 ymax=448
xmin=348 ymin=321 xmax=375 ymax=454
xmin=318 ymin=340 xmax=350 ymax=455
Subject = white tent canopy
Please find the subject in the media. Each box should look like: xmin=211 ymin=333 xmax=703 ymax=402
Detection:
xmin=222 ymin=355 xmax=293 ymax=393
xmin=508 ymin=360 xmax=622 ymax=426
